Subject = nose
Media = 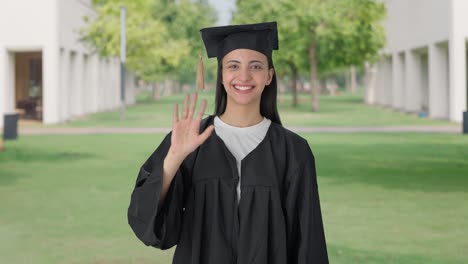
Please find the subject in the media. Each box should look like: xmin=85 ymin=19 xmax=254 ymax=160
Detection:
xmin=237 ymin=66 xmax=252 ymax=82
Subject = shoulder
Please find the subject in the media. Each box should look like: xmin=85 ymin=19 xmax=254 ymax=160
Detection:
xmin=268 ymin=122 xmax=314 ymax=163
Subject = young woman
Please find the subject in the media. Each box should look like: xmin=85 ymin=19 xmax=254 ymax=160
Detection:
xmin=128 ymin=22 xmax=328 ymax=264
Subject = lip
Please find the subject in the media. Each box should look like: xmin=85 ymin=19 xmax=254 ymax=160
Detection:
xmin=233 ymin=84 xmax=255 ymax=92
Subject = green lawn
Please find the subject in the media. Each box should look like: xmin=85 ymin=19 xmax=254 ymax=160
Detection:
xmin=1 ymin=133 xmax=467 ymax=264
xmin=30 ymin=90 xmax=457 ymax=128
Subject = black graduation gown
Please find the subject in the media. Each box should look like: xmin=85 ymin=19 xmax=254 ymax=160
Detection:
xmin=128 ymin=116 xmax=328 ymax=264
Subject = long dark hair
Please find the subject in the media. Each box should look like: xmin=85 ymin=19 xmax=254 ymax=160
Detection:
xmin=214 ymin=56 xmax=282 ymax=125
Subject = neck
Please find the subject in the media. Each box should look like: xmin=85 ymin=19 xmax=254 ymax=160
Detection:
xmin=220 ymin=103 xmax=263 ymax=127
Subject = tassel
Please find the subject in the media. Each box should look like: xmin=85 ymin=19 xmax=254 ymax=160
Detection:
xmin=196 ymin=54 xmax=205 ymax=90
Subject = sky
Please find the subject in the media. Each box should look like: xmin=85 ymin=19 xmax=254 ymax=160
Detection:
xmin=207 ymin=0 xmax=236 ymax=25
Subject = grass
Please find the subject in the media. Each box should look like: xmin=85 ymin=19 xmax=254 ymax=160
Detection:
xmin=1 ymin=133 xmax=467 ymax=263
xmin=26 ymin=89 xmax=457 ymax=128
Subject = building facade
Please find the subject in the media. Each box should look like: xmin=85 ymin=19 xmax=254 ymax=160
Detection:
xmin=366 ymin=0 xmax=468 ymax=122
xmin=0 ymin=0 xmax=135 ymax=126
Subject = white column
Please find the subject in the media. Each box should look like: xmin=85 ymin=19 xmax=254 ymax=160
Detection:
xmin=98 ymin=57 xmax=106 ymax=111
xmin=393 ymin=52 xmax=405 ymax=109
xmin=375 ymin=60 xmax=385 ymax=105
xmin=42 ymin=0 xmax=60 ymax=125
xmin=420 ymin=52 xmax=429 ymax=113
xmin=383 ymin=57 xmax=393 ymax=107
xmin=0 ymin=49 xmax=15 ymax=127
xmin=126 ymin=70 xmax=135 ymax=105
xmin=0 ymin=48 xmax=5 ymax=127
xmin=75 ymin=53 xmax=84 ymax=116
xmin=364 ymin=62 xmax=377 ymax=105
xmin=112 ymin=59 xmax=119 ymax=108
xmin=448 ymin=37 xmax=466 ymax=122
xmin=405 ymin=50 xmax=421 ymax=112
xmin=69 ymin=51 xmax=77 ymax=117
xmin=99 ymin=57 xmax=106 ymax=111
xmin=106 ymin=59 xmax=113 ymax=110
xmin=102 ymin=58 xmax=108 ymax=110
xmin=82 ymin=54 xmax=90 ymax=114
xmin=43 ymin=46 xmax=60 ymax=124
xmin=110 ymin=58 xmax=116 ymax=109
xmin=112 ymin=58 xmax=118 ymax=109
xmin=59 ymin=48 xmax=69 ymax=121
xmin=429 ymin=43 xmax=450 ymax=119
xmin=8 ymin=52 xmax=14 ymax=112
xmin=449 ymin=0 xmax=468 ymax=122
xmin=90 ymin=54 xmax=99 ymax=113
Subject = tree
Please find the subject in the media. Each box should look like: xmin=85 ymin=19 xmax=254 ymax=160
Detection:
xmin=234 ymin=0 xmax=309 ymax=107
xmin=81 ymin=0 xmax=217 ymax=92
xmin=152 ymin=0 xmax=217 ymax=87
xmin=285 ymin=0 xmax=386 ymax=110
xmin=234 ymin=0 xmax=386 ymax=111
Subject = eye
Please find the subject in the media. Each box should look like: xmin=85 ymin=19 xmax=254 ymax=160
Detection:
xmin=226 ymin=63 xmax=239 ymax=69
xmin=251 ymin=64 xmax=263 ymax=70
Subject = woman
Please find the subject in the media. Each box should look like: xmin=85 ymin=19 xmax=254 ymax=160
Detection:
xmin=128 ymin=22 xmax=328 ymax=264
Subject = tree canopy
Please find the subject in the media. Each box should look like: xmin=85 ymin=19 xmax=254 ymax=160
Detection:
xmin=81 ymin=0 xmax=217 ymax=83
xmin=234 ymin=0 xmax=386 ymax=110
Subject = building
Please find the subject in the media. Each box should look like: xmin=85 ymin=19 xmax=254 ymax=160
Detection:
xmin=0 ymin=0 xmax=135 ymax=127
xmin=366 ymin=0 xmax=468 ymax=123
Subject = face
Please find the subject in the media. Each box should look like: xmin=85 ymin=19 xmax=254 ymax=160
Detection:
xmin=221 ymin=49 xmax=274 ymax=109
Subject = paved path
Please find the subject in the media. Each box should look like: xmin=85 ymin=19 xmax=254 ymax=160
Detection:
xmin=19 ymin=125 xmax=462 ymax=135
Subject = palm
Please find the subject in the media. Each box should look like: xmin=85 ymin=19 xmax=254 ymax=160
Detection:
xmin=170 ymin=93 xmax=214 ymax=158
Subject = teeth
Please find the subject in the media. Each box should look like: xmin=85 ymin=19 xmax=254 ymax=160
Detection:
xmin=235 ymin=85 xmax=253 ymax=91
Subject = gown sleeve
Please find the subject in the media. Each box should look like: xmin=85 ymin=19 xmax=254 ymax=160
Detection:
xmin=127 ymin=132 xmax=189 ymax=249
xmin=285 ymin=142 xmax=329 ymax=264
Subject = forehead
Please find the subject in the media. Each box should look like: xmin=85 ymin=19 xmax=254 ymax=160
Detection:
xmin=222 ymin=49 xmax=268 ymax=63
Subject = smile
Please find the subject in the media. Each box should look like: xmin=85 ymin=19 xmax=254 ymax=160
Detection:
xmin=233 ymin=85 xmax=254 ymax=91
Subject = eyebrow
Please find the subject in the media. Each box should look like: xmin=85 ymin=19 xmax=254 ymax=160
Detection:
xmin=225 ymin=60 xmax=265 ymax=65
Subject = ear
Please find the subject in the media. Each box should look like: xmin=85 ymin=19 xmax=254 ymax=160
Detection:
xmin=266 ymin=68 xmax=274 ymax=85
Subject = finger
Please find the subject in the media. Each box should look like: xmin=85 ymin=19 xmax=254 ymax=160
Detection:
xmin=182 ymin=94 xmax=189 ymax=119
xmin=173 ymin=103 xmax=179 ymax=123
xmin=188 ymin=92 xmax=197 ymax=119
xmin=195 ymin=99 xmax=207 ymax=121
xmin=198 ymin=125 xmax=214 ymax=144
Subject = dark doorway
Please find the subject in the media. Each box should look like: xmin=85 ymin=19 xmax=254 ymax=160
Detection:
xmin=15 ymin=51 xmax=43 ymax=121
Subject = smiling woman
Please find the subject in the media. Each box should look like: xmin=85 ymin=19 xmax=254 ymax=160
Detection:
xmin=127 ymin=22 xmax=329 ymax=264
xmin=221 ymin=48 xmax=274 ymax=118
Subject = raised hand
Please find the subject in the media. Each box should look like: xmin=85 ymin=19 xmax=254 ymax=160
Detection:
xmin=169 ymin=93 xmax=214 ymax=160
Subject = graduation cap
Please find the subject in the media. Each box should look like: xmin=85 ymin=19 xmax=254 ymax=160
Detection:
xmin=196 ymin=22 xmax=279 ymax=90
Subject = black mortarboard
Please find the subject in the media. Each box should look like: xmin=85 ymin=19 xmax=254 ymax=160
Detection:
xmin=200 ymin=22 xmax=279 ymax=61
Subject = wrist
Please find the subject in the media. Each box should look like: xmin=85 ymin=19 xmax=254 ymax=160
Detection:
xmin=167 ymin=147 xmax=187 ymax=164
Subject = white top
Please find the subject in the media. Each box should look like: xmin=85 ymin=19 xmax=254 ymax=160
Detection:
xmin=214 ymin=116 xmax=272 ymax=202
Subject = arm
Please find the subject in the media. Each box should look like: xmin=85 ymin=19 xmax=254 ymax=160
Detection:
xmin=127 ymin=93 xmax=214 ymax=249
xmin=160 ymin=93 xmax=213 ymax=203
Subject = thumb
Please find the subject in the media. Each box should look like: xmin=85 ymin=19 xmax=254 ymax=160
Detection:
xmin=197 ymin=125 xmax=214 ymax=145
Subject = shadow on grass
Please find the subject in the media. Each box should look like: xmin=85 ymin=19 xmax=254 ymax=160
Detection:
xmin=315 ymin=141 xmax=468 ymax=193
xmin=328 ymin=244 xmax=458 ymax=264
xmin=0 ymin=167 xmax=26 ymax=185
xmin=0 ymin=144 xmax=96 ymax=186
xmin=0 ymin=147 xmax=95 ymax=163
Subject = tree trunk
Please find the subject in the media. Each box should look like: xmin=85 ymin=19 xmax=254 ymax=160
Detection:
xmin=165 ymin=78 xmax=173 ymax=95
xmin=289 ymin=62 xmax=298 ymax=107
xmin=278 ymin=78 xmax=285 ymax=104
xmin=350 ymin=65 xmax=357 ymax=94
xmin=152 ymin=83 xmax=160 ymax=101
xmin=174 ymin=80 xmax=181 ymax=93
xmin=345 ymin=68 xmax=351 ymax=93
xmin=320 ymin=78 xmax=327 ymax=95
xmin=309 ymin=40 xmax=320 ymax=111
